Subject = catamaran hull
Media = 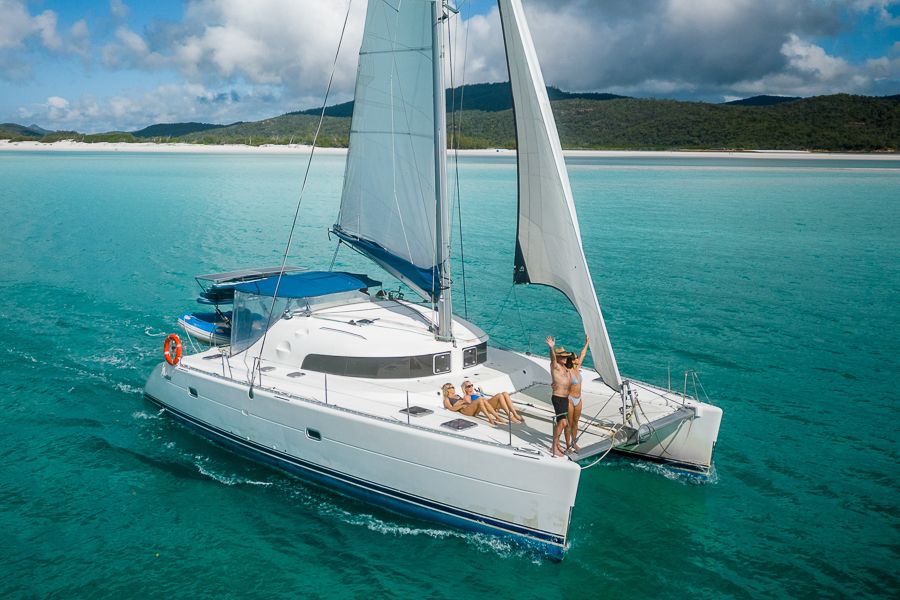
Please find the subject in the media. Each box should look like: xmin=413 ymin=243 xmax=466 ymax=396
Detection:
xmin=144 ymin=363 xmax=580 ymax=558
xmin=614 ymin=393 xmax=722 ymax=476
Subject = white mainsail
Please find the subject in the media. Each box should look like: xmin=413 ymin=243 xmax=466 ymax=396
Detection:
xmin=335 ymin=0 xmax=440 ymax=299
xmin=497 ymin=0 xmax=623 ymax=389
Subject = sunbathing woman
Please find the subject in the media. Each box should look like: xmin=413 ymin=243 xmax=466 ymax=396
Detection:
xmin=462 ymin=381 xmax=523 ymax=424
xmin=441 ymin=383 xmax=502 ymax=426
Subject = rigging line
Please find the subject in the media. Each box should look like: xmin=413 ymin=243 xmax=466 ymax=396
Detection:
xmin=253 ymin=0 xmax=354 ymax=377
xmin=447 ymin=4 xmax=467 ymax=320
xmin=328 ymin=240 xmax=342 ymax=271
xmin=572 ymin=389 xmax=619 ymax=448
xmin=511 ymin=284 xmax=532 ymax=353
xmin=485 ymin=283 xmax=516 ymax=336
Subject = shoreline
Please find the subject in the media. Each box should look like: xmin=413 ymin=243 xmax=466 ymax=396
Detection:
xmin=1 ymin=139 xmax=898 ymax=160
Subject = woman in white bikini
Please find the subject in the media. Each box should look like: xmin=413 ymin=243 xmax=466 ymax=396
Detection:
xmin=566 ymin=335 xmax=589 ymax=453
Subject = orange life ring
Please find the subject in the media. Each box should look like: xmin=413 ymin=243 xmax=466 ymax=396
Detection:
xmin=164 ymin=333 xmax=183 ymax=365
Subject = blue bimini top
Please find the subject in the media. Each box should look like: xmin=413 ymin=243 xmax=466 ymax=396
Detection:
xmin=232 ymin=271 xmax=381 ymax=299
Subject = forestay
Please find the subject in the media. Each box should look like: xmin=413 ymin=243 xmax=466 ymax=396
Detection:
xmin=498 ymin=0 xmax=623 ymax=389
xmin=335 ymin=0 xmax=440 ymax=300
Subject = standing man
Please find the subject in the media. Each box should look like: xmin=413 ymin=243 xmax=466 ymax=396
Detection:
xmin=546 ymin=336 xmax=571 ymax=457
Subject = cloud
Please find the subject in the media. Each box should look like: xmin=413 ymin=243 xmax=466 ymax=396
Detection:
xmin=7 ymin=0 xmax=899 ymax=132
xmin=101 ymin=26 xmax=166 ymax=69
xmin=853 ymin=0 xmax=900 ymax=26
xmin=449 ymin=0 xmax=898 ymax=99
xmin=16 ymin=83 xmax=281 ymax=132
xmin=110 ymin=0 xmax=130 ymax=21
xmin=100 ymin=0 xmax=366 ymax=102
xmin=0 ymin=0 xmax=92 ymax=78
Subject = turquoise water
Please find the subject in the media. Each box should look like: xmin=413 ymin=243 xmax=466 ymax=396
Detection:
xmin=1 ymin=150 xmax=897 ymax=598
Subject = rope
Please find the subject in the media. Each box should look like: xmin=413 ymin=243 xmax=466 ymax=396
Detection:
xmin=511 ymin=284 xmax=531 ymax=353
xmin=251 ymin=0 xmax=354 ymax=387
xmin=485 ymin=284 xmax=516 ymax=335
xmin=328 ymin=240 xmax=342 ymax=271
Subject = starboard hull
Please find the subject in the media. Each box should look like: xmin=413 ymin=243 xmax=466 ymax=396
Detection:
xmin=144 ymin=362 xmax=580 ymax=558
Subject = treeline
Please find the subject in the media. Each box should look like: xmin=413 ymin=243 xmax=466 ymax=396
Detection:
xmin=3 ymin=91 xmax=898 ymax=151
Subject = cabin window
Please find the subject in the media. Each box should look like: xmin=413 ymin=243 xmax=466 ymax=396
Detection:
xmin=302 ymin=351 xmax=451 ymax=379
xmin=462 ymin=342 xmax=488 ymax=368
xmin=433 ymin=352 xmax=451 ymax=374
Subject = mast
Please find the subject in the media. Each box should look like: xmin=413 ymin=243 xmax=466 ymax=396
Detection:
xmin=432 ymin=0 xmax=453 ymax=341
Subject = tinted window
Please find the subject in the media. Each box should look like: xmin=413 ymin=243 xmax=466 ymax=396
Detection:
xmin=463 ymin=342 xmax=488 ymax=368
xmin=302 ymin=352 xmax=449 ymax=379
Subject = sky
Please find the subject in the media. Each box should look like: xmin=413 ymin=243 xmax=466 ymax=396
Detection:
xmin=0 ymin=0 xmax=897 ymax=133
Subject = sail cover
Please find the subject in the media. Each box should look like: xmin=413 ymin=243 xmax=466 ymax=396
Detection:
xmin=335 ymin=0 xmax=440 ymax=300
xmin=498 ymin=0 xmax=623 ymax=389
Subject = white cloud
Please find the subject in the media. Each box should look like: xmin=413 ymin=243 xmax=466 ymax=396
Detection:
xmin=110 ymin=0 xmax=130 ymax=20
xmin=0 ymin=0 xmax=92 ymax=78
xmin=725 ymin=34 xmax=899 ymax=96
xmin=853 ymin=0 xmax=900 ymax=25
xmin=100 ymin=0 xmax=366 ymax=100
xmin=0 ymin=0 xmax=34 ymax=50
xmin=449 ymin=0 xmax=897 ymax=98
xmin=17 ymin=83 xmax=282 ymax=132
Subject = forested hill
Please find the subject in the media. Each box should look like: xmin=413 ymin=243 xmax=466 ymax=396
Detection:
xmin=2 ymin=87 xmax=898 ymax=151
xmin=180 ymin=92 xmax=900 ymax=151
xmin=292 ymin=82 xmax=628 ymax=117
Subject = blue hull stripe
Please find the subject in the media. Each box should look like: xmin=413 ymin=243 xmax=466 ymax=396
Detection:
xmin=144 ymin=393 xmax=567 ymax=556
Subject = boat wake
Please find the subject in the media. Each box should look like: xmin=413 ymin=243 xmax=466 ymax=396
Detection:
xmin=191 ymin=455 xmax=274 ymax=487
xmin=131 ymin=410 xmax=163 ymax=420
xmin=627 ymin=459 xmax=719 ymax=485
xmin=116 ymin=382 xmax=142 ymax=395
xmin=314 ymin=500 xmax=544 ymax=563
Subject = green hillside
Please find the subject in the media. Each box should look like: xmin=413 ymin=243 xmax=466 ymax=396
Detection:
xmin=0 ymin=122 xmax=45 ymax=140
xmin=133 ymin=122 xmax=229 ymax=139
xmin=2 ymin=88 xmax=898 ymax=151
xmin=180 ymin=93 xmax=900 ymax=151
xmin=294 ymin=82 xmax=628 ymax=117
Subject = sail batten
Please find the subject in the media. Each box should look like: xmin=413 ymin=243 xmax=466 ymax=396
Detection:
xmin=498 ymin=0 xmax=623 ymax=389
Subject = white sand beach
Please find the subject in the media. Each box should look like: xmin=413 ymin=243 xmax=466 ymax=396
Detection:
xmin=0 ymin=139 xmax=897 ymax=160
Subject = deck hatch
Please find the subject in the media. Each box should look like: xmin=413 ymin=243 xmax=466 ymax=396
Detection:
xmin=400 ymin=406 xmax=433 ymax=417
xmin=441 ymin=418 xmax=477 ymax=431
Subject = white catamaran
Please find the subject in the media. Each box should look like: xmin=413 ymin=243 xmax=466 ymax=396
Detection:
xmin=144 ymin=0 xmax=722 ymax=558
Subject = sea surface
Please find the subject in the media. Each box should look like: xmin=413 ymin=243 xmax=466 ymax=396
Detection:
xmin=0 ymin=150 xmax=897 ymax=599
